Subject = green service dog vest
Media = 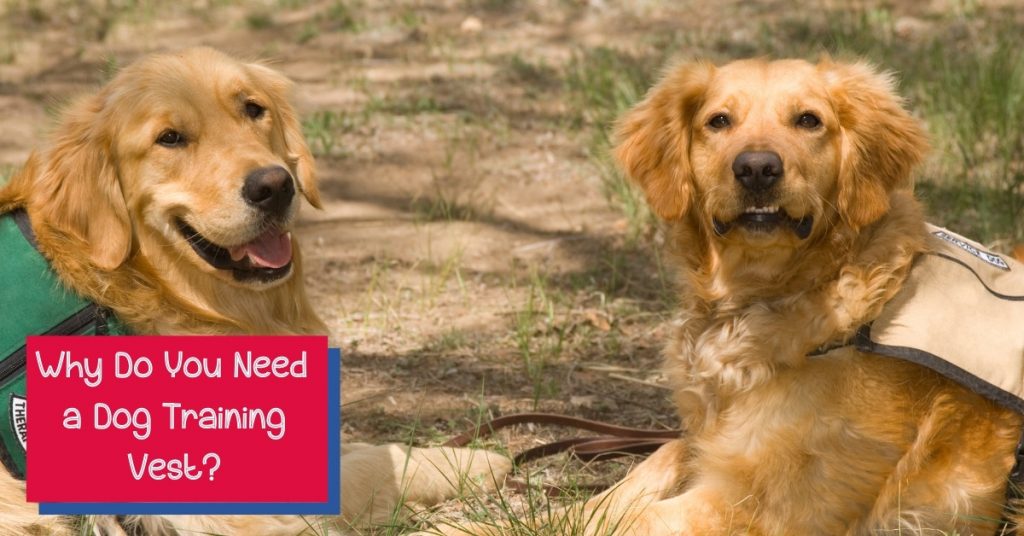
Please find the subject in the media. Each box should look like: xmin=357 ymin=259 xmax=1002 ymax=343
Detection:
xmin=0 ymin=209 xmax=129 ymax=479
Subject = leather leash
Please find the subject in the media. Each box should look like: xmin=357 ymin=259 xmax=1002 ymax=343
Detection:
xmin=444 ymin=412 xmax=680 ymax=495
xmin=443 ymin=412 xmax=679 ymax=496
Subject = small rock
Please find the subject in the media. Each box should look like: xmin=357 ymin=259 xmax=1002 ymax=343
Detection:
xmin=460 ymin=16 xmax=483 ymax=34
xmin=582 ymin=309 xmax=612 ymax=332
xmin=570 ymin=395 xmax=597 ymax=408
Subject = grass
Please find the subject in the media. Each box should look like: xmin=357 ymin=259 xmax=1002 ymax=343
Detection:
xmin=464 ymin=0 xmax=521 ymax=12
xmin=0 ymin=165 xmax=14 ymax=186
xmin=513 ymin=270 xmax=564 ymax=408
xmin=397 ymin=9 xmax=424 ymax=31
xmin=302 ymin=111 xmax=342 ymax=157
xmin=296 ymin=22 xmax=319 ymax=44
xmin=912 ymin=36 xmax=1024 ymax=242
xmin=245 ymin=10 xmax=274 ymax=30
xmin=367 ymin=94 xmax=446 ymax=116
xmin=503 ymin=54 xmax=562 ymax=93
xmin=411 ymin=124 xmax=492 ymax=222
xmin=409 ymin=455 xmax=641 ymax=536
xmin=564 ymin=48 xmax=659 ymax=241
xmin=326 ymin=0 xmax=361 ymax=32
xmin=302 ymin=110 xmax=365 ymax=158
xmin=419 ymin=241 xmax=467 ymax=307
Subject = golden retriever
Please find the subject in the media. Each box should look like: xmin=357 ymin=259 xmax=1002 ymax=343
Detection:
xmin=0 ymin=47 xmax=508 ymax=536
xmin=428 ymin=57 xmax=1023 ymax=536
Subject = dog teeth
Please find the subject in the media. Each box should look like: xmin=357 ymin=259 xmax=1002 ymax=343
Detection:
xmin=744 ymin=206 xmax=779 ymax=214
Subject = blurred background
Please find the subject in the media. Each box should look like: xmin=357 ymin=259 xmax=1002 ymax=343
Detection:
xmin=1 ymin=0 xmax=1021 ymax=530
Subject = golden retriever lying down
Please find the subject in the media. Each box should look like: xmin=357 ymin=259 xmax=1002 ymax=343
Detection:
xmin=0 ymin=47 xmax=509 ymax=535
xmin=429 ymin=58 xmax=1023 ymax=535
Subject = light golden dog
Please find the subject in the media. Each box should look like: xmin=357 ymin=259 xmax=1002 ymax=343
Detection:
xmin=0 ymin=47 xmax=508 ymax=535
xmin=430 ymin=58 xmax=1023 ymax=536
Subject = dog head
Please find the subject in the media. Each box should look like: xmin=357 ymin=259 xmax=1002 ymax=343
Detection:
xmin=615 ymin=58 xmax=928 ymax=251
xmin=32 ymin=47 xmax=320 ymax=287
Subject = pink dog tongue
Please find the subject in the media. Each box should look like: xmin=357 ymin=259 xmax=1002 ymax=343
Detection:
xmin=229 ymin=229 xmax=292 ymax=268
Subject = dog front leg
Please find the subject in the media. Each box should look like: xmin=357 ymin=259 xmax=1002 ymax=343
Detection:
xmin=613 ymin=484 xmax=763 ymax=536
xmin=572 ymin=438 xmax=691 ymax=534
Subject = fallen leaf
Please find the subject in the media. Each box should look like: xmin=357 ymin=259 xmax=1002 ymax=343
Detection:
xmin=582 ymin=309 xmax=612 ymax=331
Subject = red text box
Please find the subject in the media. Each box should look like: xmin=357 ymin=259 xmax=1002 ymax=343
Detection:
xmin=26 ymin=336 xmax=329 ymax=503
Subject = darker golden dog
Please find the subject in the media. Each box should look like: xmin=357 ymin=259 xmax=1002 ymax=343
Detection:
xmin=432 ymin=58 xmax=1022 ymax=536
xmin=590 ymin=57 xmax=1021 ymax=535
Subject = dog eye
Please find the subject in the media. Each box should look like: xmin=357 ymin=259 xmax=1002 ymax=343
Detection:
xmin=796 ymin=113 xmax=821 ymax=129
xmin=245 ymin=101 xmax=266 ymax=120
xmin=707 ymin=114 xmax=731 ymax=129
xmin=156 ymin=130 xmax=186 ymax=147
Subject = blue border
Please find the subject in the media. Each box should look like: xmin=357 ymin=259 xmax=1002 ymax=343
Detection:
xmin=39 ymin=347 xmax=341 ymax=515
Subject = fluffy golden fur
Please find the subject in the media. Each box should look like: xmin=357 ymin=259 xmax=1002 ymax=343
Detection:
xmin=433 ymin=58 xmax=1023 ymax=535
xmin=582 ymin=57 xmax=1021 ymax=535
xmin=0 ymin=48 xmax=508 ymax=536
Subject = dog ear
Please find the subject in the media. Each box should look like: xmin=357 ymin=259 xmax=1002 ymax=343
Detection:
xmin=279 ymin=98 xmax=322 ymax=209
xmin=614 ymin=60 xmax=714 ymax=220
xmin=821 ymin=59 xmax=928 ymax=229
xmin=34 ymin=95 xmax=132 ymax=271
xmin=248 ymin=63 xmax=322 ymax=209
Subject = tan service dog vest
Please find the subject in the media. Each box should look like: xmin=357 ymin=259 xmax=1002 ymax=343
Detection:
xmin=855 ymin=225 xmax=1024 ymax=414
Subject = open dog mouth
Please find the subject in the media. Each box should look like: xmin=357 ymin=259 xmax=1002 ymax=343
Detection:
xmin=175 ymin=219 xmax=293 ymax=283
xmin=712 ymin=206 xmax=813 ymax=239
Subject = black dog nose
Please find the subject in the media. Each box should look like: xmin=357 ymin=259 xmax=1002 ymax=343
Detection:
xmin=242 ymin=166 xmax=295 ymax=217
xmin=733 ymin=151 xmax=783 ymax=192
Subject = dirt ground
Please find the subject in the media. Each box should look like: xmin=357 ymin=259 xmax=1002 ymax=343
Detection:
xmin=0 ymin=0 xmax=1012 ymax=528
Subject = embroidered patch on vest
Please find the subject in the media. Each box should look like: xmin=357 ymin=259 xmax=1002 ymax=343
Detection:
xmin=9 ymin=395 xmax=26 ymax=451
xmin=933 ymin=230 xmax=1010 ymax=271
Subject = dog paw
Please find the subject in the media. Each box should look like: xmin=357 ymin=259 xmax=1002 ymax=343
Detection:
xmin=407 ymin=445 xmax=513 ymax=500
xmin=342 ymin=444 xmax=511 ymax=526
